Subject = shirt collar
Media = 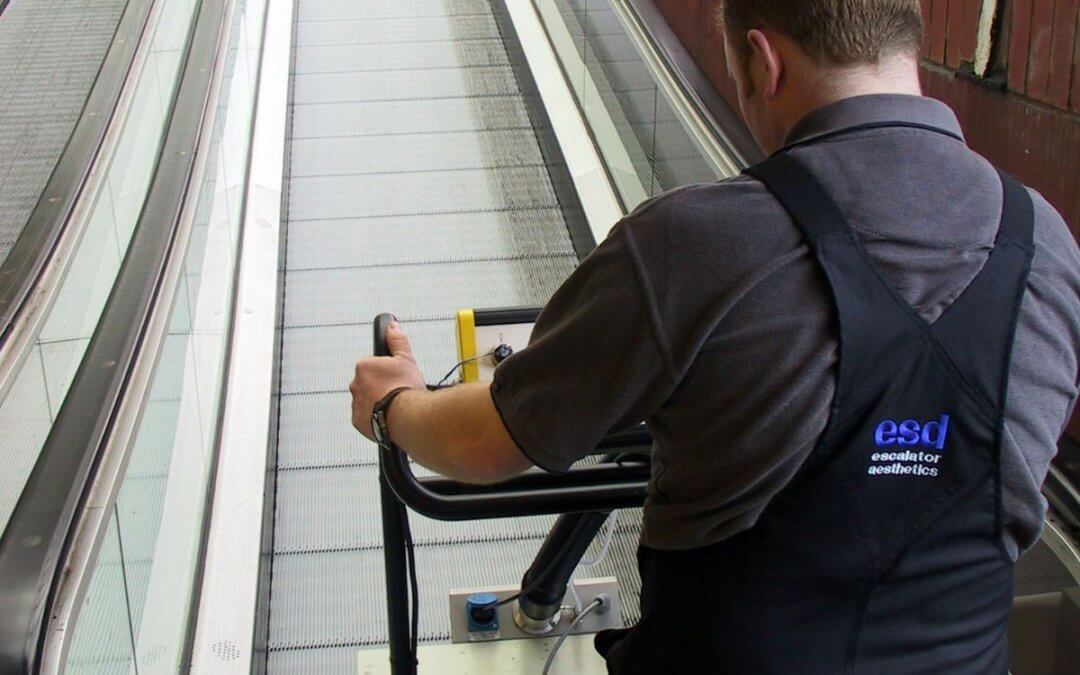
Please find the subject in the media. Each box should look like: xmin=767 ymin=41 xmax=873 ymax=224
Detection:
xmin=783 ymin=94 xmax=965 ymax=148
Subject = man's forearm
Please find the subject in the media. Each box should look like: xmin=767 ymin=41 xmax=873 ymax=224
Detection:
xmin=386 ymin=383 xmax=532 ymax=484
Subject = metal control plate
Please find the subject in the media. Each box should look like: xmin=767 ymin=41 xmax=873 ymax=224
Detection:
xmin=473 ymin=322 xmax=534 ymax=383
xmin=456 ymin=308 xmax=538 ymax=383
xmin=448 ymin=577 xmax=622 ymax=644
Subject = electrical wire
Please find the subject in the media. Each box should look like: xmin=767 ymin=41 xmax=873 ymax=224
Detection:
xmin=567 ymin=510 xmax=619 ymax=614
xmin=580 ymin=510 xmax=619 ymax=568
xmin=541 ymin=597 xmax=605 ymax=675
xmin=400 ymin=501 xmax=419 ymax=663
xmin=436 ymin=350 xmax=494 ymax=387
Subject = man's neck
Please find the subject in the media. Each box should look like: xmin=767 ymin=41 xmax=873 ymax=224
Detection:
xmin=776 ymin=55 xmax=923 ymax=147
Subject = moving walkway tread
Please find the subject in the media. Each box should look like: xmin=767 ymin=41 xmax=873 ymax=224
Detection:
xmin=267 ymin=0 xmax=643 ymax=671
xmin=0 ymin=0 xmax=128 ymax=267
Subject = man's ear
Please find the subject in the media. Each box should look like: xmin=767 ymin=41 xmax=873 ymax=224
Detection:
xmin=746 ymin=28 xmax=782 ymax=98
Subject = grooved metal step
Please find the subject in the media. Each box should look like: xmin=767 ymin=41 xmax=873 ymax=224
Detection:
xmin=291 ymin=66 xmax=520 ymax=105
xmin=268 ymin=531 xmax=642 ymax=651
xmin=0 ymin=0 xmax=128 ymax=265
xmin=293 ymin=39 xmax=511 ymax=74
xmin=280 ymin=320 xmax=458 ymax=395
xmin=290 ymin=96 xmax=533 ymax=139
xmin=269 ymin=0 xmax=641 ymax=668
xmin=277 ymin=391 xmax=377 ymax=470
xmin=287 ymin=167 xmax=562 ymax=221
xmin=281 ymin=257 xmax=577 ymax=327
xmin=296 ymin=0 xmax=491 ymax=23
xmin=289 ymin=128 xmax=547 ymax=177
xmin=1015 ymin=538 xmax=1079 ymax=597
xmin=273 ymin=464 xmax=560 ymax=553
xmin=284 ymin=209 xmax=574 ymax=270
xmin=295 ymin=15 xmax=500 ymax=48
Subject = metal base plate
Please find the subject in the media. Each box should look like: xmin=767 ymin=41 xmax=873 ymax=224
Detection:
xmin=357 ymin=634 xmax=608 ymax=675
xmin=448 ymin=577 xmax=622 ymax=644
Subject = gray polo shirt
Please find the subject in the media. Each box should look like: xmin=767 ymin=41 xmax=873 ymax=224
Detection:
xmin=490 ymin=94 xmax=1080 ymax=558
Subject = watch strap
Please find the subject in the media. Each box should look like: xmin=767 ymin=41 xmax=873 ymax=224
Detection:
xmin=372 ymin=386 xmax=413 ymax=447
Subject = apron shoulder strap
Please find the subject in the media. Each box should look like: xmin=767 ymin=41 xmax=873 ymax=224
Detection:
xmin=746 ymin=151 xmax=927 ymax=412
xmin=746 ymin=151 xmax=1036 ymax=416
xmin=744 ymin=152 xmax=850 ymax=243
xmin=927 ymin=172 xmax=1035 ymax=411
xmin=996 ymin=170 xmax=1035 ymax=249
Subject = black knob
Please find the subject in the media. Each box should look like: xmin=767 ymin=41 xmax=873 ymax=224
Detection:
xmin=493 ymin=343 xmax=514 ymax=364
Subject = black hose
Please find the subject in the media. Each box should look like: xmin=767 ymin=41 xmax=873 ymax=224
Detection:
xmin=517 ymin=510 xmax=611 ymax=623
xmin=514 ymin=453 xmax=627 ymax=624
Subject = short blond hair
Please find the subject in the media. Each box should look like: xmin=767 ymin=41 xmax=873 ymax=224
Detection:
xmin=721 ymin=0 xmax=924 ymax=64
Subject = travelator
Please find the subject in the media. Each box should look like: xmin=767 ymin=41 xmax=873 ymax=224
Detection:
xmin=0 ymin=0 xmax=1076 ymax=673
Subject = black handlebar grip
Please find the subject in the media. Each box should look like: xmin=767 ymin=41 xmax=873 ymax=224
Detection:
xmin=373 ymin=313 xmax=396 ymax=357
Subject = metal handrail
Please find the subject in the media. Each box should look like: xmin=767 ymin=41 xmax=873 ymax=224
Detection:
xmin=0 ymin=0 xmax=156 ymax=348
xmin=0 ymin=0 xmax=230 ymax=670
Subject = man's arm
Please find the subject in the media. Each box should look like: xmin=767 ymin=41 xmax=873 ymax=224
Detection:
xmin=390 ymin=385 xmax=532 ymax=484
xmin=350 ymin=320 xmax=532 ymax=484
xmin=352 ymin=215 xmax=679 ymax=481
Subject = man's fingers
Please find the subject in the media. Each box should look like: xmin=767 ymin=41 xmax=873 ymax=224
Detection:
xmin=386 ymin=320 xmax=415 ymax=361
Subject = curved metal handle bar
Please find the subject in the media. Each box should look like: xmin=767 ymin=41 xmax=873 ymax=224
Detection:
xmin=373 ymin=314 xmax=649 ymax=521
xmin=421 ymin=461 xmax=651 ymax=496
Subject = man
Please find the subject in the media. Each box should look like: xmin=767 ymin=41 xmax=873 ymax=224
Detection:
xmin=351 ymin=0 xmax=1080 ymax=671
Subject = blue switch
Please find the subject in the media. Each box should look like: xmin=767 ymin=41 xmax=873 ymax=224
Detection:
xmin=466 ymin=593 xmax=500 ymax=637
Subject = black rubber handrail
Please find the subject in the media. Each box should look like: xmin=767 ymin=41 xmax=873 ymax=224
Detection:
xmin=0 ymin=0 xmax=229 ymax=670
xmin=374 ymin=313 xmax=651 ymax=521
xmin=0 ymin=0 xmax=155 ymax=347
xmin=627 ymin=0 xmax=763 ymax=167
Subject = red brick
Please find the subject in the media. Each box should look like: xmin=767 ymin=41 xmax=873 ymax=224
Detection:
xmin=929 ymin=0 xmax=950 ymax=62
xmin=1046 ymin=0 xmax=1078 ymax=109
xmin=1009 ymin=0 xmax=1035 ymax=92
xmin=1026 ymin=0 xmax=1057 ymax=101
xmin=947 ymin=0 xmax=967 ymax=67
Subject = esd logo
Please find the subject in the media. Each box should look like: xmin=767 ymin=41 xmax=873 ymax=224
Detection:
xmin=873 ymin=414 xmax=950 ymax=450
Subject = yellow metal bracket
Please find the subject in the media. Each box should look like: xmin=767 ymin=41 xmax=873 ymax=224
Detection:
xmin=456 ymin=309 xmax=479 ymax=383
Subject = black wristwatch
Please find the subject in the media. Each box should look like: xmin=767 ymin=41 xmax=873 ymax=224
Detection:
xmin=371 ymin=386 xmax=412 ymax=448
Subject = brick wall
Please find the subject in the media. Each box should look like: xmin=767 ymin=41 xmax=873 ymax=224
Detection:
xmin=652 ymin=0 xmax=1079 ymax=232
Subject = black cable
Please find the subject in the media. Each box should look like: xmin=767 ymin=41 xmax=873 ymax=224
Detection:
xmin=394 ymin=350 xmax=492 ymax=665
xmin=435 ymin=350 xmax=494 ymax=388
xmin=400 ymin=500 xmax=419 ymax=666
xmin=542 ymin=596 xmax=606 ymax=675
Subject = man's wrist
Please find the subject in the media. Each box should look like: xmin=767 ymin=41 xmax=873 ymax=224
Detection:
xmin=371 ymin=386 xmax=414 ymax=446
xmin=382 ymin=387 xmax=423 ymax=446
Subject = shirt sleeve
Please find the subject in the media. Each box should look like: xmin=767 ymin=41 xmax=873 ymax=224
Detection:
xmin=490 ymin=220 xmax=677 ymax=473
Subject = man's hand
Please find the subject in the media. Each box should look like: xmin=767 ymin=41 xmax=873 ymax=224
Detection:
xmin=350 ymin=320 xmax=426 ymax=440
